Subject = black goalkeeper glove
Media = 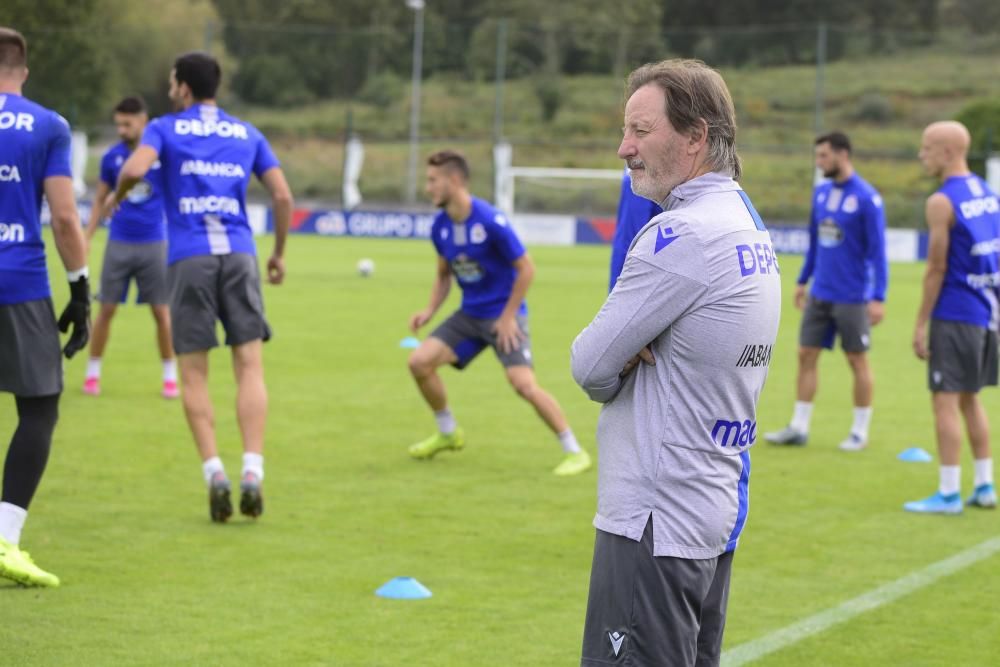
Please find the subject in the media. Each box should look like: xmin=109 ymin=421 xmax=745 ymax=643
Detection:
xmin=58 ymin=275 xmax=91 ymax=359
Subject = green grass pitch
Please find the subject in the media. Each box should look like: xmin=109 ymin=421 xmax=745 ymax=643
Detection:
xmin=1 ymin=232 xmax=998 ymax=665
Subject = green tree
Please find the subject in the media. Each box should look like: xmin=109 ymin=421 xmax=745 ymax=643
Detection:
xmin=956 ymin=98 xmax=1000 ymax=175
xmin=5 ymin=0 xmax=115 ymax=125
xmin=212 ymin=0 xmax=412 ymax=102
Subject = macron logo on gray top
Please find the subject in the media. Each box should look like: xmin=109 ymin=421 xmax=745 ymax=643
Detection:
xmin=654 ymin=226 xmax=679 ymax=254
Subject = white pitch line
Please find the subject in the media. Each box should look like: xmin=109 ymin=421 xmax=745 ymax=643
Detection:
xmin=721 ymin=535 xmax=1000 ymax=666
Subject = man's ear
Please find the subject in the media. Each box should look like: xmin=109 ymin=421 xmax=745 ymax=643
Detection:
xmin=688 ymin=118 xmax=709 ymax=153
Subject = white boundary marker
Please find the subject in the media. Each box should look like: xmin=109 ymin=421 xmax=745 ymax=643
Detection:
xmin=721 ymin=535 xmax=1000 ymax=666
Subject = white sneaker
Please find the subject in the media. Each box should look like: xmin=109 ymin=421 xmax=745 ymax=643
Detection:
xmin=764 ymin=426 xmax=808 ymax=446
xmin=838 ymin=434 xmax=867 ymax=451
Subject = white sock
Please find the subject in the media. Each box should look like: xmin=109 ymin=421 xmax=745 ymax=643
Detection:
xmin=86 ymin=357 xmax=102 ymax=380
xmin=162 ymin=359 xmax=178 ymax=383
xmin=851 ymin=406 xmax=873 ymax=440
xmin=202 ymin=456 xmax=225 ymax=486
xmin=939 ymin=465 xmax=961 ymax=497
xmin=974 ymin=458 xmax=994 ymax=488
xmin=790 ymin=401 xmax=813 ymax=434
xmin=434 ymin=408 xmax=456 ymax=435
xmin=0 ymin=502 xmax=27 ymax=546
xmin=242 ymin=452 xmax=264 ymax=481
xmin=558 ymin=429 xmax=582 ymax=454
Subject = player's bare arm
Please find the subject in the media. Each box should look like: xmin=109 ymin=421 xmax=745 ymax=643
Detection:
xmin=913 ymin=193 xmax=953 ymax=360
xmin=867 ymin=299 xmax=885 ymax=326
xmin=493 ymin=254 xmax=533 ymax=353
xmin=794 ymin=283 xmax=808 ymax=310
xmin=45 ymin=175 xmax=87 ymax=273
xmin=260 ymin=166 xmax=293 ymax=285
xmin=45 ymin=174 xmax=90 ymax=358
xmin=112 ymin=144 xmax=158 ymax=209
xmin=84 ymin=180 xmax=111 ymax=245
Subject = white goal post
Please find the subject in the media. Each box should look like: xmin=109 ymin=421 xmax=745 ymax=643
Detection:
xmin=493 ymin=141 xmax=622 ymax=216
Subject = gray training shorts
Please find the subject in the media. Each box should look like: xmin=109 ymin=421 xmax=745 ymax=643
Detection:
xmin=430 ymin=310 xmax=533 ymax=370
xmin=98 ymin=239 xmax=169 ymax=305
xmin=581 ymin=518 xmax=734 ymax=667
xmin=928 ymin=319 xmax=999 ymax=393
xmin=167 ymin=253 xmax=271 ymax=355
xmin=799 ymin=297 xmax=871 ymax=353
xmin=0 ymin=299 xmax=63 ymax=397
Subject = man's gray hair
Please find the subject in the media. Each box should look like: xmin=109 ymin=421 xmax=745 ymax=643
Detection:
xmin=626 ymin=59 xmax=742 ymax=181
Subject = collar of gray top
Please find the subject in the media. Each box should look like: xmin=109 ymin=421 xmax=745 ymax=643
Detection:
xmin=662 ymin=171 xmax=740 ymax=210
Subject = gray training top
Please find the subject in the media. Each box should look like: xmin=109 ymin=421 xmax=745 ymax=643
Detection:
xmin=571 ymin=172 xmax=782 ymax=559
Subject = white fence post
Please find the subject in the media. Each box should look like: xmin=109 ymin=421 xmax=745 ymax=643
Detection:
xmin=986 ymin=154 xmax=1000 ymax=195
xmin=71 ymin=130 xmax=88 ymax=199
xmin=494 ymin=141 xmax=513 ymax=214
xmin=343 ymin=134 xmax=364 ymax=210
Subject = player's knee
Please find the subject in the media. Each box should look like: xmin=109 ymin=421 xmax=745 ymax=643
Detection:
xmin=846 ymin=353 xmax=869 ymax=373
xmin=98 ymin=303 xmax=118 ymax=321
xmin=509 ymin=376 xmax=536 ymax=400
xmin=798 ymin=347 xmax=820 ymax=368
xmin=958 ymin=392 xmax=979 ymax=410
xmin=181 ymin=390 xmax=210 ymax=416
xmin=16 ymin=394 xmax=59 ymax=438
xmin=408 ymin=352 xmax=433 ymax=378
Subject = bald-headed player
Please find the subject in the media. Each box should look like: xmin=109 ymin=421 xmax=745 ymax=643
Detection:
xmin=406 ymin=150 xmax=591 ymax=476
xmin=906 ymin=121 xmax=999 ymax=514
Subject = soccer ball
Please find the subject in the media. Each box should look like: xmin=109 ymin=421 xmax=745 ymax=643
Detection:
xmin=357 ymin=258 xmax=375 ymax=277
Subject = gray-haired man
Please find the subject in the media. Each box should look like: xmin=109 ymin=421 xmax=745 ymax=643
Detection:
xmin=572 ymin=59 xmax=781 ymax=666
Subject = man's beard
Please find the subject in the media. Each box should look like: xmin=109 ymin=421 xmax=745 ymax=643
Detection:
xmin=629 ymin=164 xmax=669 ymax=203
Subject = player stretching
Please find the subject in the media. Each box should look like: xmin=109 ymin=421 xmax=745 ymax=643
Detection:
xmin=906 ymin=121 xmax=998 ymax=514
xmin=113 ymin=52 xmax=292 ymax=522
xmin=0 ymin=26 xmax=91 ymax=586
xmin=83 ymin=96 xmax=177 ymax=398
xmin=766 ymin=132 xmax=888 ymax=451
xmin=407 ymin=150 xmax=590 ymax=476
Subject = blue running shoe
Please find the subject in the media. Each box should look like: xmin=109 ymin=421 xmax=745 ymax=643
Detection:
xmin=966 ymin=483 xmax=997 ymax=509
xmin=903 ymin=491 xmax=963 ymax=515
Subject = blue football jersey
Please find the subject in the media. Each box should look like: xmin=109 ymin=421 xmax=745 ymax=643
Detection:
xmin=140 ymin=103 xmax=280 ymax=264
xmin=0 ymin=93 xmax=73 ymax=305
xmin=610 ymin=170 xmax=661 ymax=291
xmin=798 ymin=173 xmax=888 ymax=303
xmin=430 ymin=197 xmax=527 ymax=319
xmin=100 ymin=141 xmax=165 ymax=243
xmin=932 ymin=174 xmax=1000 ymax=329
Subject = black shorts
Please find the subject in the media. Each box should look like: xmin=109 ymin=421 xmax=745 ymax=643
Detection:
xmin=167 ymin=253 xmax=270 ymax=355
xmin=98 ymin=239 xmax=168 ymax=305
xmin=0 ymin=299 xmax=63 ymax=397
xmin=799 ymin=297 xmax=871 ymax=353
xmin=581 ymin=518 xmax=733 ymax=667
xmin=430 ymin=310 xmax=533 ymax=370
xmin=928 ymin=319 xmax=999 ymax=393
